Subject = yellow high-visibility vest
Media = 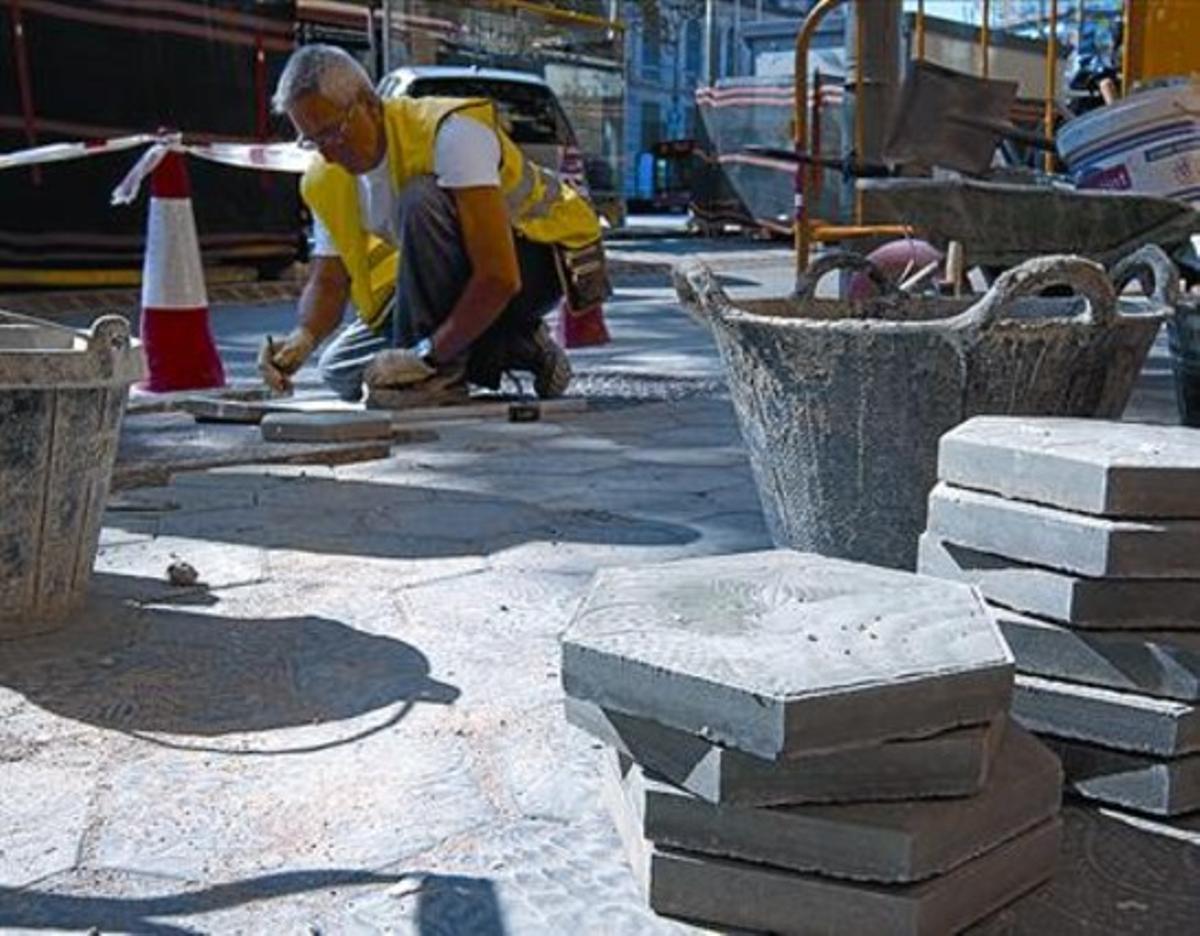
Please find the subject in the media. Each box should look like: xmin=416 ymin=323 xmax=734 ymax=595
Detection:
xmin=300 ymin=96 xmax=601 ymax=330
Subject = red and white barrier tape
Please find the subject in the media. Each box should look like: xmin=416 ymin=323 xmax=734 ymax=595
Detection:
xmin=0 ymin=134 xmax=161 ymax=171
xmin=110 ymin=139 xmax=178 ymax=205
xmin=0 ymin=133 xmax=311 ymax=204
xmin=188 ymin=140 xmax=311 ymax=174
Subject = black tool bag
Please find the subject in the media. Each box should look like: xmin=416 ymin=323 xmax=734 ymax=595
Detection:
xmin=554 ymin=239 xmax=611 ymax=312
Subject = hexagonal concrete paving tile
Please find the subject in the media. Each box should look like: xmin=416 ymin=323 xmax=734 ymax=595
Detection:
xmin=563 ymin=550 xmax=1013 ymax=760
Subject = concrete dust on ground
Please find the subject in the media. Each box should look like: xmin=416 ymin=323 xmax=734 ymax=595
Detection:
xmin=2 ymin=376 xmax=770 ymax=933
xmin=1 ymin=258 xmax=1193 ymax=934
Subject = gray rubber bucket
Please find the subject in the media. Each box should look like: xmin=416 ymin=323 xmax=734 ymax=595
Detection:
xmin=1168 ymin=301 xmax=1200 ymax=427
xmin=675 ymin=249 xmax=1170 ymax=570
xmin=0 ymin=312 xmax=144 ymax=638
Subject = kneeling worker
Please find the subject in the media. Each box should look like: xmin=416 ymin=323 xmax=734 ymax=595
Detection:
xmin=259 ymin=45 xmax=606 ymax=405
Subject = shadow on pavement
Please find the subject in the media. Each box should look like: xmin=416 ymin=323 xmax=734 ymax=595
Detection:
xmin=0 ymin=868 xmax=405 ymax=935
xmin=91 ymin=570 xmax=226 ymax=608
xmin=416 ymin=874 xmax=507 ymax=935
xmin=102 ymin=476 xmax=703 ymax=561
xmin=967 ymin=803 xmax=1200 ymax=935
xmin=0 ymin=583 xmax=458 ymax=744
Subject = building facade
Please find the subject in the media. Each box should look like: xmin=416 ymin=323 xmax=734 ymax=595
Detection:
xmin=618 ymin=0 xmax=807 ymax=202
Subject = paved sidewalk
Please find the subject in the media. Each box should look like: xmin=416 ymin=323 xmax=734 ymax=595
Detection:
xmin=1 ymin=264 xmax=1194 ymax=934
xmin=2 ymin=390 xmax=769 ymax=934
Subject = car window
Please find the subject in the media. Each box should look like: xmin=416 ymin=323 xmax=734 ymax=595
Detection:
xmin=405 ymin=78 xmax=572 ymax=146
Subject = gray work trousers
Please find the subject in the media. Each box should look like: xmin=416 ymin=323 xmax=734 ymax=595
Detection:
xmin=317 ymin=176 xmax=563 ymax=401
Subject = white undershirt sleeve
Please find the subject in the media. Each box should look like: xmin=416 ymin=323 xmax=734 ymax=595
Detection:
xmin=310 ymin=216 xmax=339 ymax=257
xmin=433 ymin=115 xmax=502 ymax=189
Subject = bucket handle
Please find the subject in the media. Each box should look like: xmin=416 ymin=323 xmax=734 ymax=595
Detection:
xmin=0 ymin=307 xmax=131 ymax=355
xmin=86 ymin=316 xmax=133 ymax=356
xmin=960 ymin=255 xmax=1117 ymax=332
xmin=793 ymin=250 xmax=897 ymax=302
xmin=673 ymin=260 xmax=734 ymax=327
xmin=1109 ymin=244 xmax=1180 ymax=309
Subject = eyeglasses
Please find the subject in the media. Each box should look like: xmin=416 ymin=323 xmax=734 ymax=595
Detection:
xmin=296 ymin=101 xmax=359 ymax=151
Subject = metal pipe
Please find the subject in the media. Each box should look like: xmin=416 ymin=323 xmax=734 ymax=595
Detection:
xmin=734 ymin=0 xmax=742 ymax=76
xmin=366 ymin=1 xmax=378 ymax=79
xmin=980 ymin=0 xmax=990 ymax=78
xmin=482 ymin=0 xmax=626 ymax=31
xmin=380 ymin=0 xmax=392 ymax=74
xmin=812 ymin=67 xmax=823 ymax=198
xmin=916 ymin=0 xmax=925 ymax=61
xmin=853 ymin=0 xmax=865 ymax=224
xmin=700 ymin=0 xmax=710 ymax=85
xmin=793 ymin=0 xmax=848 ymax=274
xmin=1044 ymin=0 xmax=1058 ymax=172
xmin=812 ymin=223 xmax=913 ymax=240
xmin=1121 ymin=0 xmax=1133 ymax=96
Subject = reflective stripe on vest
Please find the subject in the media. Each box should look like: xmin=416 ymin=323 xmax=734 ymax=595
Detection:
xmin=504 ymin=163 xmax=564 ymax=222
xmin=504 ymin=164 xmax=536 ymax=216
xmin=524 ymin=169 xmax=563 ymax=221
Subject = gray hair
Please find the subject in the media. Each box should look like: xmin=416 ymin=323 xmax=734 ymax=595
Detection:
xmin=272 ymin=45 xmax=375 ymax=115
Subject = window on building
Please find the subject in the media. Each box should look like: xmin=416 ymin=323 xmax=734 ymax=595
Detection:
xmin=641 ymin=19 xmax=661 ymax=79
xmin=685 ymin=21 xmax=702 ymax=76
xmin=724 ymin=27 xmax=738 ymax=78
xmin=640 ymin=100 xmax=662 ymax=153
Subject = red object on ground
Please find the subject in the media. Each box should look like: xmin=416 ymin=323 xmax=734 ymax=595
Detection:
xmin=848 ymin=238 xmax=944 ymax=301
xmin=556 ymin=302 xmax=611 ymax=348
xmin=138 ymin=150 xmax=226 ymax=392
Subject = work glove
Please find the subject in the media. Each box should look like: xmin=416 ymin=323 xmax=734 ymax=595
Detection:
xmin=257 ymin=326 xmax=317 ymax=394
xmin=363 ymin=347 xmax=436 ymax=388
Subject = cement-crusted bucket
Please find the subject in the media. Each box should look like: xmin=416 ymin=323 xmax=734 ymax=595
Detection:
xmin=675 ymin=249 xmax=1169 ymax=570
xmin=0 ymin=311 xmax=144 ymax=637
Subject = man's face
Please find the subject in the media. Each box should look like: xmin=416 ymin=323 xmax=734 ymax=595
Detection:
xmin=290 ymin=90 xmax=384 ymax=174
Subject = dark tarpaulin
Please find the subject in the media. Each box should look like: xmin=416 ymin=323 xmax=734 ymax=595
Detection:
xmin=690 ymin=109 xmax=756 ymax=232
xmin=0 ymin=0 xmax=301 ymax=278
xmin=693 ymin=76 xmax=848 ymax=236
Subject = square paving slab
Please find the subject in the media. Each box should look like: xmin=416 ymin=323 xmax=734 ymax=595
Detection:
xmin=603 ymin=760 xmax=1062 ymax=936
xmin=938 ymin=417 xmax=1200 ymax=518
xmin=917 ymin=533 xmax=1200 ymax=630
xmin=1044 ymin=737 xmax=1200 ymax=817
xmin=926 ymin=483 xmax=1200 ymax=579
xmin=608 ymin=723 xmax=1059 ymax=883
xmin=566 ymin=698 xmax=1002 ymax=806
xmin=993 ymin=607 xmax=1200 ymax=701
xmin=1013 ymin=675 xmax=1200 ymax=757
xmin=561 ymin=551 xmax=1013 ymax=761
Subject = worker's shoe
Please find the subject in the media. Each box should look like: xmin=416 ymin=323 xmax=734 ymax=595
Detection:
xmin=507 ymin=322 xmax=572 ymax=399
xmin=364 ymin=363 xmax=470 ymax=410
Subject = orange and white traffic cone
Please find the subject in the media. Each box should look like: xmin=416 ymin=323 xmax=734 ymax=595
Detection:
xmin=555 ymin=300 xmax=610 ymax=348
xmin=138 ymin=150 xmax=225 ymax=391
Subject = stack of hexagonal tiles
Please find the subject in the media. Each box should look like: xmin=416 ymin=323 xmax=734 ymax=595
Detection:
xmin=561 ymin=551 xmax=1063 ymax=935
xmin=921 ymin=416 xmax=1200 ymax=822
